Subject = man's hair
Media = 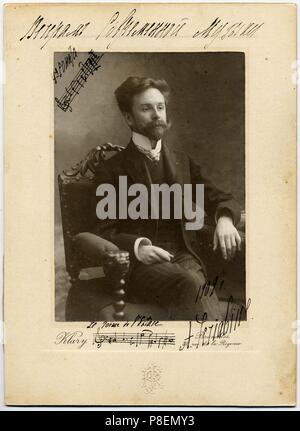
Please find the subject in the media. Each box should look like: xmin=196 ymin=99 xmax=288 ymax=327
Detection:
xmin=114 ymin=76 xmax=170 ymax=113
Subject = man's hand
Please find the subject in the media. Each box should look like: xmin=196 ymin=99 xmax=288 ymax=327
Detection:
xmin=138 ymin=245 xmax=174 ymax=265
xmin=213 ymin=216 xmax=241 ymax=260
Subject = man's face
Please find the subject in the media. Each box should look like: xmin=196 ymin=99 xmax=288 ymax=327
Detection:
xmin=125 ymin=88 xmax=168 ymax=141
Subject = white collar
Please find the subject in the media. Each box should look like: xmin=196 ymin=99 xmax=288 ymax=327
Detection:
xmin=132 ymin=131 xmax=162 ymax=153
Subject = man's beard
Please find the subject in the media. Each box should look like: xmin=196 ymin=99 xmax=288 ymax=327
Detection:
xmin=137 ymin=119 xmax=171 ymax=141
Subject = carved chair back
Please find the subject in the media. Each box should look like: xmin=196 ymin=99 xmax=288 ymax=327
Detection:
xmin=58 ymin=143 xmax=124 ymax=280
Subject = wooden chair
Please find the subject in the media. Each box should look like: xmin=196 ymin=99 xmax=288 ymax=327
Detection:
xmin=58 ymin=143 xmax=245 ymax=321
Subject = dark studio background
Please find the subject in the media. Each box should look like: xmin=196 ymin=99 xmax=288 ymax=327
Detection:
xmin=54 ymin=52 xmax=245 ymax=320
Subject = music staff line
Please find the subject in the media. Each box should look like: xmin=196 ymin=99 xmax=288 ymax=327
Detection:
xmin=55 ymin=50 xmax=104 ymax=112
xmin=93 ymin=329 xmax=176 ymax=349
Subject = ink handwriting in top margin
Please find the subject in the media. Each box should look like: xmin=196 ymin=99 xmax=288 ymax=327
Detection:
xmin=55 ymin=50 xmax=104 ymax=113
xmin=19 ymin=10 xmax=265 ymax=50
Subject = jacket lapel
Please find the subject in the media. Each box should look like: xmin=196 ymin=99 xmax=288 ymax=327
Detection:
xmin=162 ymin=142 xmax=191 ymax=186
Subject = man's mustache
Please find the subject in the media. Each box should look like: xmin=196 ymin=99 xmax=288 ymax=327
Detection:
xmin=148 ymin=119 xmax=171 ymax=129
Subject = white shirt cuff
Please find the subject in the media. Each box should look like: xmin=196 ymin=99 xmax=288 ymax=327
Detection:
xmin=134 ymin=237 xmax=152 ymax=261
xmin=215 ymin=209 xmax=235 ymax=225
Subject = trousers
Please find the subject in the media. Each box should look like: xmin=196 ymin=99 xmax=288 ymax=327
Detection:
xmin=128 ymin=248 xmax=223 ymax=321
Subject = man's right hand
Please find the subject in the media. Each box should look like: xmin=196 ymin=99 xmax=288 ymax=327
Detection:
xmin=138 ymin=245 xmax=174 ymax=265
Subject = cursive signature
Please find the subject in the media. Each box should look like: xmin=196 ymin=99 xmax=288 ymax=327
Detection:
xmin=179 ymin=296 xmax=251 ymax=350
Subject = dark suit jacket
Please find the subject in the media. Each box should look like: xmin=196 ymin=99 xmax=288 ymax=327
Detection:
xmin=91 ymin=140 xmax=241 ymax=272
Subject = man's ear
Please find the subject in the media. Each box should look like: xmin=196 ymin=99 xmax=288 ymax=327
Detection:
xmin=123 ymin=111 xmax=134 ymax=128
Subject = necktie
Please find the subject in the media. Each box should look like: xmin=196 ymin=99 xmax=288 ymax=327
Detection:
xmin=134 ymin=144 xmax=161 ymax=162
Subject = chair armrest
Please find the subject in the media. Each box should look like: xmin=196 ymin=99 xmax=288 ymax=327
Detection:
xmin=73 ymin=232 xmax=119 ymax=265
xmin=72 ymin=233 xmax=129 ymax=320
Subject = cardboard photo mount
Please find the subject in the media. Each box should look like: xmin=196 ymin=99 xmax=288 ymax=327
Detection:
xmin=3 ymin=3 xmax=297 ymax=406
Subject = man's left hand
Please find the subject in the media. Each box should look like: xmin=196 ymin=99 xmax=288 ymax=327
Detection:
xmin=213 ymin=216 xmax=241 ymax=260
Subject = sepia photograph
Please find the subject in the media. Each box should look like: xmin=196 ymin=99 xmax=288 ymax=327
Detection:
xmin=55 ymin=51 xmax=246 ymax=322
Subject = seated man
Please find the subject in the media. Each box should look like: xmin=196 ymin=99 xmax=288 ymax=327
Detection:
xmin=91 ymin=76 xmax=242 ymax=320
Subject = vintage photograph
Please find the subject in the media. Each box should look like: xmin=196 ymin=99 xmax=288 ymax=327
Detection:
xmin=5 ymin=2 xmax=296 ymax=407
xmin=55 ymin=51 xmax=245 ymax=322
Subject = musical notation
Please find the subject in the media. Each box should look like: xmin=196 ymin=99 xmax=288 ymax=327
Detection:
xmin=55 ymin=50 xmax=104 ymax=112
xmin=93 ymin=329 xmax=176 ymax=349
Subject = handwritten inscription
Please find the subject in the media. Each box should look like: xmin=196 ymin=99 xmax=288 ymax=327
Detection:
xmin=130 ymin=314 xmax=161 ymax=328
xmin=19 ymin=15 xmax=90 ymax=49
xmin=96 ymin=9 xmax=188 ymax=48
xmin=53 ymin=46 xmax=78 ymax=84
xmin=55 ymin=50 xmax=104 ymax=112
xmin=19 ymin=11 xmax=265 ymax=50
xmin=195 ymin=275 xmax=225 ymax=303
xmin=179 ymin=297 xmax=251 ymax=350
xmin=53 ymin=299 xmax=250 ymax=351
xmin=193 ymin=17 xmax=264 ymax=48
